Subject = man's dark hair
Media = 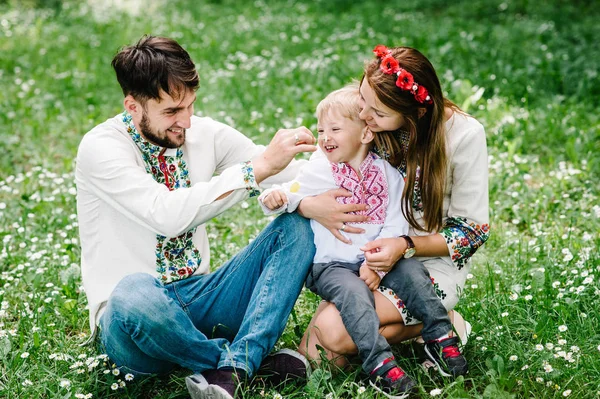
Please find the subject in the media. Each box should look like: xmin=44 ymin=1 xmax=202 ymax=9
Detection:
xmin=112 ymin=35 xmax=199 ymax=103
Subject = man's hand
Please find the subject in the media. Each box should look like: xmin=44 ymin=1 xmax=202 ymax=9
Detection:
xmin=359 ymin=262 xmax=381 ymax=291
xmin=261 ymin=190 xmax=288 ymax=210
xmin=252 ymin=127 xmax=316 ymax=184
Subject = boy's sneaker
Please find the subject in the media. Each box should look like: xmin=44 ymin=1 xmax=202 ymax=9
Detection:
xmin=186 ymin=368 xmax=246 ymax=399
xmin=369 ymin=358 xmax=416 ymax=399
xmin=424 ymin=336 xmax=468 ymax=378
xmin=256 ymin=348 xmax=311 ymax=385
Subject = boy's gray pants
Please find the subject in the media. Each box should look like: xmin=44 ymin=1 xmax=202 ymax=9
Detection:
xmin=306 ymin=260 xmax=393 ymax=373
xmin=306 ymin=258 xmax=452 ymax=373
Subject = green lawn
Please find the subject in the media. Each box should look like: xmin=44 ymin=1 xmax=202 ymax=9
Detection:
xmin=0 ymin=0 xmax=599 ymax=397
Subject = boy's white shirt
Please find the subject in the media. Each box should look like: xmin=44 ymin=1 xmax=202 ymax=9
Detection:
xmin=258 ymin=152 xmax=409 ymax=264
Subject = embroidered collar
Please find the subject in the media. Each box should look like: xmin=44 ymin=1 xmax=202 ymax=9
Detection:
xmin=331 ymin=152 xmax=388 ymax=224
xmin=121 ymin=111 xmax=179 ymax=159
xmin=120 ymin=110 xmax=199 ymax=283
xmin=334 ymin=152 xmax=378 ymax=181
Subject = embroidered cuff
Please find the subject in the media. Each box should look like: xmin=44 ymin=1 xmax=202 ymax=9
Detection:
xmin=241 ymin=161 xmax=261 ymax=198
xmin=441 ymin=217 xmax=490 ymax=270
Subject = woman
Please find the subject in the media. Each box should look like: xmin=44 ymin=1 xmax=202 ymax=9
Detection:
xmin=297 ymin=45 xmax=490 ymax=380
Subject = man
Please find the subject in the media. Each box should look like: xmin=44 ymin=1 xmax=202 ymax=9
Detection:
xmin=75 ymin=35 xmax=317 ymax=399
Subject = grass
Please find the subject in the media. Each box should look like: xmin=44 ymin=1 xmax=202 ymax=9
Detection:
xmin=0 ymin=0 xmax=599 ymax=397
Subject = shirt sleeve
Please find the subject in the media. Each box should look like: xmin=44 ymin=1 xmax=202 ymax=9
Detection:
xmin=440 ymin=124 xmax=491 ymax=269
xmin=257 ymin=157 xmax=335 ymax=215
xmin=377 ymin=161 xmax=410 ymax=239
xmin=212 ymin=120 xmax=307 ymax=187
xmin=76 ymin=129 xmax=259 ymax=238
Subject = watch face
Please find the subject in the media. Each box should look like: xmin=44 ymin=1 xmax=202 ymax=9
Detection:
xmin=404 ymin=247 xmax=416 ymax=259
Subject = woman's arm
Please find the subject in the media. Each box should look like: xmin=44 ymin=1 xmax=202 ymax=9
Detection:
xmin=363 ymin=119 xmax=490 ymax=271
xmin=361 ymin=233 xmax=449 ymax=272
xmin=297 ymin=189 xmax=369 ymax=244
xmin=361 ymin=162 xmax=450 ymax=271
xmin=439 ymin=123 xmax=490 ymax=269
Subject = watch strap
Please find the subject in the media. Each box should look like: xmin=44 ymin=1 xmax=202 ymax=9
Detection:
xmin=400 ymin=235 xmax=415 ymax=249
xmin=400 ymin=235 xmax=416 ymax=258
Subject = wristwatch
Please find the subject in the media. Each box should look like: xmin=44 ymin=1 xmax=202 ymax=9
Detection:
xmin=400 ymin=235 xmax=416 ymax=259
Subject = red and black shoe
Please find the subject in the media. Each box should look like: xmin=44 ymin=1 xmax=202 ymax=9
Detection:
xmin=369 ymin=357 xmax=416 ymax=399
xmin=424 ymin=336 xmax=468 ymax=378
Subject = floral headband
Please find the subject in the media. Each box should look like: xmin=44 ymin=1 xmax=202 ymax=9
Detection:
xmin=373 ymin=45 xmax=433 ymax=104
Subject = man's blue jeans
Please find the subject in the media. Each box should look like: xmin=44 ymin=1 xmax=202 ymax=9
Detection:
xmin=98 ymin=213 xmax=315 ymax=377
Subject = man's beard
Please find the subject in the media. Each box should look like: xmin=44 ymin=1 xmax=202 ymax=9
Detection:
xmin=139 ymin=112 xmax=186 ymax=148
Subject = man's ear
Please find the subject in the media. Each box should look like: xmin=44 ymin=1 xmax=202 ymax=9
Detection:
xmin=124 ymin=95 xmax=142 ymax=117
xmin=361 ymin=126 xmax=375 ymax=144
xmin=418 ymin=107 xmax=427 ymax=119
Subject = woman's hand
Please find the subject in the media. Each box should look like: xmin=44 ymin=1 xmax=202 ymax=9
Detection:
xmin=297 ymin=188 xmax=368 ymax=244
xmin=360 ymin=237 xmax=407 ymax=272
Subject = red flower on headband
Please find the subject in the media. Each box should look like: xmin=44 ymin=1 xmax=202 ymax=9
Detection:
xmin=415 ymin=85 xmax=430 ymax=103
xmin=373 ymin=44 xmax=433 ymax=105
xmin=373 ymin=45 xmax=389 ymax=58
xmin=380 ymin=54 xmax=400 ymax=74
xmin=396 ymin=69 xmax=414 ymax=91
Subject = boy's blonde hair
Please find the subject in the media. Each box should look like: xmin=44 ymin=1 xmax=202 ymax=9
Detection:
xmin=316 ymin=83 xmax=363 ymax=123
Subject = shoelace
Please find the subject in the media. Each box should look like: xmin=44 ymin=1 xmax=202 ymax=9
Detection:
xmin=442 ymin=344 xmax=461 ymax=358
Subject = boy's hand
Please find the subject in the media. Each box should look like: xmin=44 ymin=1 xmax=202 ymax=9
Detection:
xmin=359 ymin=263 xmax=381 ymax=291
xmin=262 ymin=190 xmax=288 ymax=210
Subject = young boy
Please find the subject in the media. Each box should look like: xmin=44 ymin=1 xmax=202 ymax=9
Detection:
xmin=259 ymin=84 xmax=416 ymax=397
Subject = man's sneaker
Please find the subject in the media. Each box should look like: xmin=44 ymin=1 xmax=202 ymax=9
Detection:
xmin=424 ymin=336 xmax=468 ymax=378
xmin=369 ymin=358 xmax=416 ymax=399
xmin=186 ymin=369 xmax=245 ymax=399
xmin=256 ymin=348 xmax=311 ymax=385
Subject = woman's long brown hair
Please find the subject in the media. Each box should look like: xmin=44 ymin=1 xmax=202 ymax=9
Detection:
xmin=364 ymin=47 xmax=457 ymax=233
